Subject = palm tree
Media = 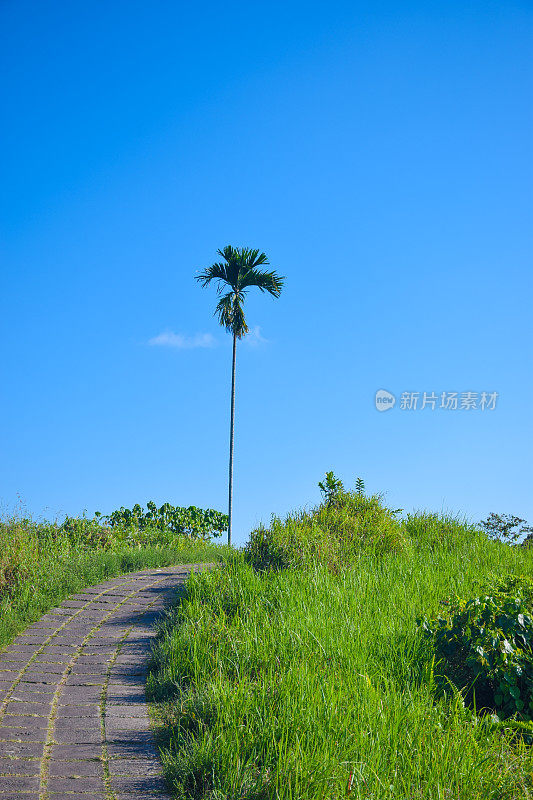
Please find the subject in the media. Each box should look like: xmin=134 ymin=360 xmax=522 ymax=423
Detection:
xmin=196 ymin=246 xmax=284 ymax=545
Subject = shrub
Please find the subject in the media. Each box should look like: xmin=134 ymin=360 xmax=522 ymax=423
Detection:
xmin=102 ymin=501 xmax=227 ymax=540
xmin=420 ymin=577 xmax=533 ymax=721
xmin=245 ymin=476 xmax=406 ymax=571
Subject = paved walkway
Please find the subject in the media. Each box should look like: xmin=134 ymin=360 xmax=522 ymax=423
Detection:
xmin=0 ymin=564 xmax=208 ymax=800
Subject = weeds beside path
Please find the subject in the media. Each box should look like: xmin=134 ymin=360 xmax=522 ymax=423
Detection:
xmin=0 ymin=517 xmax=227 ymax=651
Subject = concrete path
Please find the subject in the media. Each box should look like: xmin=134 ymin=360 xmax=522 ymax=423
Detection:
xmin=0 ymin=564 xmax=207 ymax=800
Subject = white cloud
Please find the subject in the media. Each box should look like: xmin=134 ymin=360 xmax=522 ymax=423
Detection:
xmin=148 ymin=327 xmax=269 ymax=350
xmin=148 ymin=331 xmax=216 ymax=349
xmin=245 ymin=325 xmax=268 ymax=346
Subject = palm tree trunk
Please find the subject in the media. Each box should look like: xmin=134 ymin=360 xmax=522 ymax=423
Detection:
xmin=227 ymin=332 xmax=237 ymax=546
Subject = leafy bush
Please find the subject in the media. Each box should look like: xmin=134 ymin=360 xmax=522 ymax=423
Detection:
xmin=245 ymin=475 xmax=406 ymax=571
xmin=420 ymin=577 xmax=533 ymax=721
xmin=102 ymin=501 xmax=227 ymax=540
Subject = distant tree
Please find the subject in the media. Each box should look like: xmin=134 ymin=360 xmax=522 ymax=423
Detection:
xmin=479 ymin=512 xmax=533 ymax=544
xmin=196 ymin=246 xmax=284 ymax=545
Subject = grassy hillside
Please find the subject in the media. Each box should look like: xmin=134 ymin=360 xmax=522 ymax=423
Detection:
xmin=0 ymin=514 xmax=227 ymax=649
xmin=148 ymin=488 xmax=533 ymax=799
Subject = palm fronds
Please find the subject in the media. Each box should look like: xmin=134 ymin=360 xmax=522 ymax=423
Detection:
xmin=215 ymin=292 xmax=248 ymax=338
xmin=196 ymin=262 xmax=228 ymax=289
xmin=196 ymin=245 xmax=285 ymax=336
xmin=239 ymin=267 xmax=283 ymax=296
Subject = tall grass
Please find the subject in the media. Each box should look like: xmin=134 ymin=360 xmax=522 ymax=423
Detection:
xmin=0 ymin=516 xmax=226 ymax=650
xmin=244 ymin=491 xmax=407 ymax=572
xmin=148 ymin=517 xmax=533 ymax=799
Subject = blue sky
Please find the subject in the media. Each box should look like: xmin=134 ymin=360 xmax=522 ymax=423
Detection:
xmin=1 ymin=1 xmax=532 ymax=545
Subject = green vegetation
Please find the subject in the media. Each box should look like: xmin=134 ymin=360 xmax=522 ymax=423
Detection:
xmin=480 ymin=513 xmax=533 ymax=544
xmin=101 ymin=501 xmax=228 ymax=539
xmin=0 ymin=508 xmax=228 ymax=650
xmin=420 ymin=575 xmax=533 ymax=724
xmin=148 ymin=478 xmax=533 ymax=799
xmin=196 ymin=245 xmax=284 ymax=545
xmin=244 ymin=482 xmax=407 ymax=571
xmin=317 ymin=470 xmax=344 ymax=507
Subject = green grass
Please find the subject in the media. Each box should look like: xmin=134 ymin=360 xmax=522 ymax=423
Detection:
xmin=244 ymin=490 xmax=407 ymax=571
xmin=0 ymin=516 xmax=228 ymax=650
xmin=147 ymin=511 xmax=533 ymax=799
